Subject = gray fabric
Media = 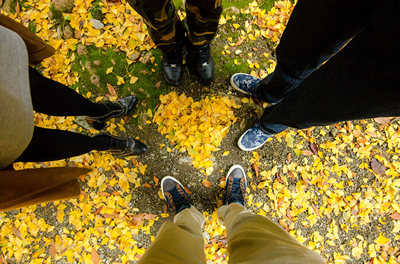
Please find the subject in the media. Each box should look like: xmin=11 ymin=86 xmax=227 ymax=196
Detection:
xmin=0 ymin=26 xmax=34 ymax=169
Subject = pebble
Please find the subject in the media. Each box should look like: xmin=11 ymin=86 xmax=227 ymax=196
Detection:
xmin=90 ymin=18 xmax=104 ymax=29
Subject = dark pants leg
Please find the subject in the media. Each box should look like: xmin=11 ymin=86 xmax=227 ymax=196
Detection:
xmin=258 ymin=0 xmax=400 ymax=130
xmin=185 ymin=0 xmax=222 ymax=46
xmin=15 ymin=127 xmax=111 ymax=162
xmin=127 ymin=0 xmax=186 ymax=53
xmin=29 ymin=67 xmax=106 ymax=116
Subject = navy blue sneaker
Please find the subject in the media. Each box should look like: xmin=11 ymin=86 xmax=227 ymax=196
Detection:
xmin=238 ymin=123 xmax=273 ymax=151
xmin=161 ymin=176 xmax=192 ymax=214
xmin=223 ymin=165 xmax=247 ymax=205
xmin=230 ymin=73 xmax=261 ymax=99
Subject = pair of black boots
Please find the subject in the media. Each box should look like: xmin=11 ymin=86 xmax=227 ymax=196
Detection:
xmin=162 ymin=42 xmax=215 ymax=86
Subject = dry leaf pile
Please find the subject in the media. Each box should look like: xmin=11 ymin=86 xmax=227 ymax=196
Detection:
xmin=153 ymin=92 xmax=240 ymax=175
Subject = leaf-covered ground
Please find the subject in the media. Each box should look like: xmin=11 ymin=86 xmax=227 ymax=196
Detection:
xmin=1 ymin=0 xmax=400 ymax=263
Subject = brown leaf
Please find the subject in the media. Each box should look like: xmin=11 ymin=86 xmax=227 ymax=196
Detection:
xmin=277 ymin=197 xmax=285 ymax=206
xmin=131 ymin=213 xmax=157 ymax=226
xmin=311 ymin=143 xmax=318 ymax=155
xmin=371 ymin=158 xmax=386 ymax=176
xmin=374 ymin=117 xmax=390 ymax=125
xmin=346 ymin=121 xmax=352 ymax=132
xmin=215 ymin=194 xmax=223 ymax=208
xmin=253 ymin=163 xmax=259 ymax=177
xmin=302 ymin=150 xmax=313 ymax=156
xmin=389 ymin=212 xmax=400 ymax=220
xmin=276 ymin=172 xmax=284 ymax=184
xmin=140 ymin=70 xmax=148 ymax=74
xmin=91 ymin=248 xmax=100 ymax=264
xmin=49 ymin=244 xmax=57 ymax=257
xmin=202 ymin=179 xmax=211 ymax=188
xmin=153 ymin=176 xmax=159 ymax=186
xmin=288 ymin=171 xmax=295 ymax=180
xmin=107 ymin=83 xmax=117 ymax=96
xmin=311 ymin=202 xmax=321 ymax=217
xmin=155 ymin=81 xmax=161 ymax=89
xmin=301 ymin=174 xmax=309 ymax=189
xmin=279 ymin=219 xmax=289 ymax=231
xmin=12 ymin=227 xmax=22 ymax=239
xmin=287 ymin=153 xmax=291 ymax=163
xmin=144 ymin=182 xmax=152 ymax=188
xmin=99 ymin=192 xmax=110 ymax=197
xmin=234 ymin=37 xmax=244 ymax=46
xmin=286 ymin=209 xmax=293 ymax=221
xmin=93 ymin=205 xmax=103 ymax=216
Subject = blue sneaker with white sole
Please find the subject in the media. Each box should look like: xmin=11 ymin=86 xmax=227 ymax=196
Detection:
xmin=230 ymin=73 xmax=261 ymax=99
xmin=224 ymin=165 xmax=247 ymax=206
xmin=161 ymin=176 xmax=192 ymax=214
xmin=238 ymin=123 xmax=273 ymax=151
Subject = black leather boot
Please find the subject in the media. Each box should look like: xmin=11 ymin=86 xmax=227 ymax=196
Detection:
xmin=187 ymin=43 xmax=215 ymax=85
xmin=162 ymin=47 xmax=183 ymax=86
xmin=94 ymin=134 xmax=148 ymax=156
xmin=86 ymin=95 xmax=137 ymax=130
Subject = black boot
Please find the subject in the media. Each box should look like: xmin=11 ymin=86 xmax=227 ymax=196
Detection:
xmin=162 ymin=47 xmax=183 ymax=86
xmin=94 ymin=134 xmax=148 ymax=156
xmin=187 ymin=43 xmax=215 ymax=85
xmin=86 ymin=95 xmax=137 ymax=130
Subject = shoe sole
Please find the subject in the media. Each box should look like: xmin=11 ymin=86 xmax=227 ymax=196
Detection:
xmin=230 ymin=74 xmax=253 ymax=96
xmin=161 ymin=176 xmax=185 ymax=202
xmin=225 ymin=165 xmax=247 ymax=204
xmin=237 ymin=128 xmax=268 ymax=151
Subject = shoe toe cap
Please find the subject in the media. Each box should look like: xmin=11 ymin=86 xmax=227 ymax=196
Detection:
xmin=132 ymin=140 xmax=148 ymax=155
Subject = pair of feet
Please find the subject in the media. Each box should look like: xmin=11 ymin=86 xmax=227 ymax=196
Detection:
xmin=161 ymin=165 xmax=247 ymax=214
xmin=86 ymin=95 xmax=147 ymax=156
xmin=162 ymin=43 xmax=215 ymax=86
xmin=230 ymin=73 xmax=288 ymax=151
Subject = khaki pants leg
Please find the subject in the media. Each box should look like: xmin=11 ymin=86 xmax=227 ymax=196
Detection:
xmin=218 ymin=203 xmax=325 ymax=264
xmin=138 ymin=206 xmax=206 ymax=264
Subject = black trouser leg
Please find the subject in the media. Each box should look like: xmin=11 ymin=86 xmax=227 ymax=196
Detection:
xmin=29 ymin=67 xmax=106 ymax=116
xmin=15 ymin=127 xmax=111 ymax=162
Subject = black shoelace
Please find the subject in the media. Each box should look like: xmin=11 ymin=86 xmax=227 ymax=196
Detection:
xmin=227 ymin=179 xmax=244 ymax=205
xmin=169 ymin=187 xmax=191 ymax=213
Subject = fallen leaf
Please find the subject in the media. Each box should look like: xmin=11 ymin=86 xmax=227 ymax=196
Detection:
xmin=371 ymin=158 xmax=386 ymax=176
xmin=287 ymin=153 xmax=291 ymax=163
xmin=155 ymin=81 xmax=161 ymax=89
xmin=389 ymin=212 xmax=400 ymax=220
xmin=131 ymin=213 xmax=157 ymax=226
xmin=183 ymin=186 xmax=192 ymax=194
xmin=302 ymin=150 xmax=313 ymax=156
xmin=91 ymin=248 xmax=100 ymax=264
xmin=93 ymin=205 xmax=103 ymax=216
xmin=140 ymin=70 xmax=148 ymax=74
xmin=153 ymin=176 xmax=159 ymax=186
xmin=12 ymin=227 xmax=22 ymax=239
xmin=311 ymin=143 xmax=318 ymax=155
xmin=253 ymin=163 xmax=259 ymax=177
xmin=286 ymin=209 xmax=293 ymax=221
xmin=311 ymin=202 xmax=321 ymax=217
xmin=49 ymin=244 xmax=57 ymax=257
xmin=288 ymin=171 xmax=295 ymax=180
xmin=276 ymin=172 xmax=284 ymax=184
xmin=374 ymin=117 xmax=390 ymax=125
xmin=107 ymin=83 xmax=117 ymax=96
xmin=202 ymin=179 xmax=211 ymax=187
xmin=144 ymin=182 xmax=152 ymax=188
xmin=346 ymin=121 xmax=352 ymax=132
xmin=279 ymin=219 xmax=289 ymax=231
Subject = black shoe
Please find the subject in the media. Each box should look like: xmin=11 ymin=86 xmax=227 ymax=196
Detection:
xmin=161 ymin=176 xmax=192 ymax=214
xmin=95 ymin=134 xmax=147 ymax=156
xmin=187 ymin=43 xmax=215 ymax=85
xmin=162 ymin=47 xmax=183 ymax=86
xmin=223 ymin=165 xmax=247 ymax=205
xmin=86 ymin=95 xmax=138 ymax=130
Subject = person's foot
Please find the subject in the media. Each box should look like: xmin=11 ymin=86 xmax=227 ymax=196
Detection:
xmin=238 ymin=123 xmax=273 ymax=151
xmin=223 ymin=165 xmax=247 ymax=206
xmin=230 ymin=73 xmax=261 ymax=99
xmin=95 ymin=134 xmax=147 ymax=156
xmin=162 ymin=47 xmax=183 ymax=86
xmin=161 ymin=176 xmax=192 ymax=214
xmin=187 ymin=43 xmax=215 ymax=85
xmin=86 ymin=95 xmax=138 ymax=130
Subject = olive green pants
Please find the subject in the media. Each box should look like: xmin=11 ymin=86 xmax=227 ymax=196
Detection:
xmin=138 ymin=203 xmax=325 ymax=263
xmin=127 ymin=0 xmax=222 ymax=53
